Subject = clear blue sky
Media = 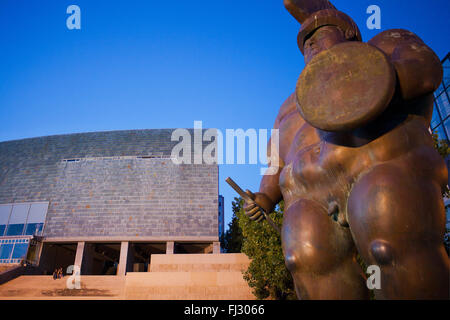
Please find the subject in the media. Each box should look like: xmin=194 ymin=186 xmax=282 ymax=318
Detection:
xmin=0 ymin=0 xmax=449 ymax=230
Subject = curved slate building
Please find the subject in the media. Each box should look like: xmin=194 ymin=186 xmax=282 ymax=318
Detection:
xmin=0 ymin=129 xmax=221 ymax=275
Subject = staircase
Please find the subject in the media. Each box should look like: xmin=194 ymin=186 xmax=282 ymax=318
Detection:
xmin=0 ymin=253 xmax=255 ymax=300
xmin=125 ymin=253 xmax=255 ymax=299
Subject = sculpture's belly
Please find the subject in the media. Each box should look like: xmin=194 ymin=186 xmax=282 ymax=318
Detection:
xmin=279 ymin=139 xmax=360 ymax=211
xmin=279 ymin=115 xmax=444 ymax=214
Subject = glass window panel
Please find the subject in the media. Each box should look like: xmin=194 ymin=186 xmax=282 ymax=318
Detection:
xmin=443 ymin=58 xmax=449 ymax=88
xmin=11 ymin=243 xmax=28 ymax=260
xmin=26 ymin=202 xmax=48 ymax=224
xmin=0 ymin=244 xmax=14 ymax=260
xmin=9 ymin=204 xmax=30 ymax=224
xmin=0 ymin=225 xmax=5 ymax=237
xmin=436 ymin=82 xmax=445 ymax=97
xmin=444 ymin=118 xmax=450 ymax=141
xmin=0 ymin=205 xmax=12 ymax=225
xmin=431 ymin=105 xmax=442 ymax=129
xmin=24 ymin=223 xmax=44 ymax=236
xmin=6 ymin=224 xmax=25 ymax=236
xmin=434 ymin=124 xmax=448 ymax=142
xmin=443 ymin=56 xmax=450 ymax=68
xmin=436 ymin=92 xmax=450 ymax=120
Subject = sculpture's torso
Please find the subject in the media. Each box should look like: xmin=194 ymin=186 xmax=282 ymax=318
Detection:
xmin=277 ymin=93 xmax=447 ymax=221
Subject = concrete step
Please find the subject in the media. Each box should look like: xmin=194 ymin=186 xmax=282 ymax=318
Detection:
xmin=0 ymin=254 xmax=255 ymax=300
xmin=150 ymin=253 xmax=251 ymax=272
xmin=124 ymin=272 xmax=254 ymax=300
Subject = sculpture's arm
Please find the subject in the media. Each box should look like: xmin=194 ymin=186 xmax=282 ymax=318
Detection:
xmin=257 ymin=135 xmax=284 ymax=213
xmin=368 ymin=29 xmax=443 ymax=101
xmin=244 ymin=118 xmax=285 ymax=221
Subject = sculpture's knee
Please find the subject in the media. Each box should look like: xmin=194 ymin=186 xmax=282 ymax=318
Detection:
xmin=284 ymin=251 xmax=301 ymax=272
xmin=283 ymin=241 xmax=330 ymax=274
xmin=369 ymin=239 xmax=394 ymax=266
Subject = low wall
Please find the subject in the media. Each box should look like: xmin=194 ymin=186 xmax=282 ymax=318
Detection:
xmin=0 ymin=264 xmax=19 ymax=274
xmin=149 ymin=253 xmax=251 ymax=272
xmin=125 ymin=253 xmax=255 ymax=299
xmin=0 ymin=265 xmax=23 ymax=285
xmin=124 ymin=271 xmax=255 ymax=300
xmin=0 ymin=264 xmax=45 ymax=286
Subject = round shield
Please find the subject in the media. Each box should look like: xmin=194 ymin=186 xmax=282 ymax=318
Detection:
xmin=296 ymin=41 xmax=396 ymax=132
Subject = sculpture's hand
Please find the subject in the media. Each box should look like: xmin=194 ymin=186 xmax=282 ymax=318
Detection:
xmin=243 ymin=190 xmax=274 ymax=223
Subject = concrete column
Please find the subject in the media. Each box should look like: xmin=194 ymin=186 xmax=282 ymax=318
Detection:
xmin=126 ymin=243 xmax=135 ymax=273
xmin=117 ymin=241 xmax=129 ymax=276
xmin=36 ymin=241 xmax=45 ymax=266
xmin=74 ymin=241 xmax=85 ymax=270
xmin=213 ymin=242 xmax=221 ymax=254
xmin=166 ymin=241 xmax=174 ymax=254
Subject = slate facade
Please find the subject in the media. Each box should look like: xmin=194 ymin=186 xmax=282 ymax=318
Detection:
xmin=0 ymin=129 xmax=219 ymax=241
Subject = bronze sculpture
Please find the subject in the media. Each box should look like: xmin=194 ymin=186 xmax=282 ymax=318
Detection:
xmin=243 ymin=0 xmax=449 ymax=299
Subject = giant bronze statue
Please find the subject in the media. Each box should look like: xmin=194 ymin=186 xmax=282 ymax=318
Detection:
xmin=243 ymin=0 xmax=449 ymax=299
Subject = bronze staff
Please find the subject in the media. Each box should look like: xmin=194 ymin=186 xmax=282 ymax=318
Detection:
xmin=225 ymin=177 xmax=281 ymax=234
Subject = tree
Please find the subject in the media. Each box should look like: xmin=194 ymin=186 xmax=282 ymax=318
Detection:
xmin=432 ymin=132 xmax=450 ymax=197
xmin=223 ymin=197 xmax=297 ymax=300
xmin=220 ymin=199 xmax=244 ymax=253
xmin=431 ymin=132 xmax=450 ymax=255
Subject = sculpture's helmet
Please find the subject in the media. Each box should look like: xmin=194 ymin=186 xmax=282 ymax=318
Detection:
xmin=284 ymin=0 xmax=362 ymax=54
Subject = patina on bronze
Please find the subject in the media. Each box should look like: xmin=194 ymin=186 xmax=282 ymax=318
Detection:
xmin=296 ymin=41 xmax=396 ymax=131
xmin=243 ymin=0 xmax=449 ymax=300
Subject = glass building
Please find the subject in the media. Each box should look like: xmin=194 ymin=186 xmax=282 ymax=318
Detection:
xmin=432 ymin=53 xmax=450 ymax=142
xmin=218 ymin=195 xmax=225 ymax=240
xmin=432 ymin=53 xmax=450 ymax=234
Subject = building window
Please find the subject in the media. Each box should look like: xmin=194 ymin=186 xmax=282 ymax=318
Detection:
xmin=5 ymin=203 xmax=28 ymax=236
xmin=24 ymin=223 xmax=44 ymax=236
xmin=5 ymin=224 xmax=25 ymax=236
xmin=0 ymin=205 xmax=11 ymax=237
xmin=433 ymin=53 xmax=450 ymax=143
xmin=11 ymin=243 xmax=29 ymax=260
xmin=0 ymin=202 xmax=48 ymax=238
xmin=435 ymin=91 xmax=450 ymax=120
xmin=0 ymin=238 xmax=30 ymax=263
xmin=24 ymin=202 xmax=48 ymax=236
xmin=0 ymin=243 xmax=14 ymax=260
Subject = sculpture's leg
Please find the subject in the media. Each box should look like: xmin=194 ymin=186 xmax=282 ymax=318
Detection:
xmin=282 ymin=199 xmax=369 ymax=299
xmin=348 ymin=159 xmax=450 ymax=299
